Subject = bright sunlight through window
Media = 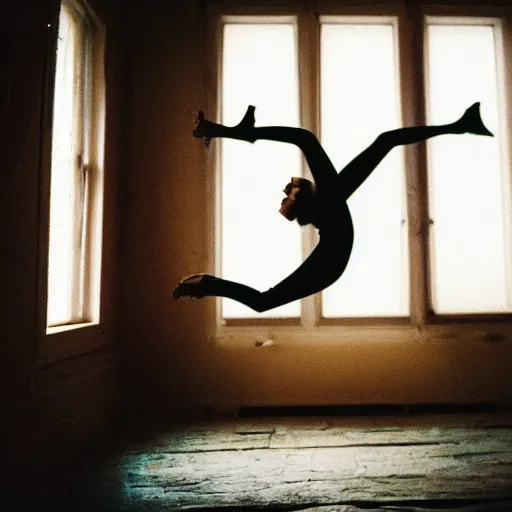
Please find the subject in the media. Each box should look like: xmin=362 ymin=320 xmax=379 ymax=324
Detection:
xmin=221 ymin=20 xmax=302 ymax=319
xmin=218 ymin=13 xmax=512 ymax=325
xmin=320 ymin=19 xmax=409 ymax=318
xmin=426 ymin=20 xmax=512 ymax=314
xmin=47 ymin=0 xmax=103 ymax=328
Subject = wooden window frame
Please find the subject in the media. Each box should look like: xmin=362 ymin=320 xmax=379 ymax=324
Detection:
xmin=204 ymin=1 xmax=512 ymax=347
xmin=37 ymin=0 xmax=105 ymax=364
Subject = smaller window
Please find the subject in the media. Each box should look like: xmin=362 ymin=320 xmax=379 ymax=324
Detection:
xmin=46 ymin=0 xmax=104 ymax=329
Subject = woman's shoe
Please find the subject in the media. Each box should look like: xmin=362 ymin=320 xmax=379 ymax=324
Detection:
xmin=192 ymin=105 xmax=257 ymax=146
xmin=173 ymin=273 xmax=217 ymax=299
xmin=237 ymin=105 xmax=256 ymax=130
xmin=193 ymin=111 xmax=212 ymax=149
xmin=457 ymin=102 xmax=494 ymax=137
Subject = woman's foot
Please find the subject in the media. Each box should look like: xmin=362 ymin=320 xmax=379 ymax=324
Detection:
xmin=193 ymin=111 xmax=212 ymax=149
xmin=236 ymin=105 xmax=256 ymax=131
xmin=173 ymin=273 xmax=218 ymax=299
xmin=456 ymin=102 xmax=494 ymax=137
xmin=192 ymin=105 xmax=257 ymax=145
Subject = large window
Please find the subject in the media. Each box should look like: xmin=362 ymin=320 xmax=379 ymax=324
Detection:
xmin=215 ymin=8 xmax=512 ymax=332
xmin=46 ymin=0 xmax=104 ymax=330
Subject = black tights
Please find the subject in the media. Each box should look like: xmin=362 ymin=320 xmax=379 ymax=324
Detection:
xmin=186 ymin=105 xmax=486 ymax=312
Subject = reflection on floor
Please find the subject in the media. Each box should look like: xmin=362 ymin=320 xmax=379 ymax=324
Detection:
xmin=42 ymin=413 xmax=512 ymax=511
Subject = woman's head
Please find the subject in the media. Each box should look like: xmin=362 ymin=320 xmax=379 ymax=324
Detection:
xmin=279 ymin=177 xmax=316 ymax=225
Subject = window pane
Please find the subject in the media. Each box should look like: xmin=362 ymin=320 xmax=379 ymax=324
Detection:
xmin=320 ymin=21 xmax=409 ymax=317
xmin=426 ymin=22 xmax=512 ymax=314
xmin=47 ymin=4 xmax=83 ymax=326
xmin=221 ymin=23 xmax=301 ymax=318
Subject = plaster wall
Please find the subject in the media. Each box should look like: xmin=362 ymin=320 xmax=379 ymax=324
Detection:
xmin=121 ymin=0 xmax=512 ymax=415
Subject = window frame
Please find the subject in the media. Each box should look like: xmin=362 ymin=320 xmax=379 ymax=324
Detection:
xmin=423 ymin=14 xmax=512 ymax=319
xmin=204 ymin=0 xmax=512 ymax=346
xmin=318 ymin=14 xmax=410 ymax=321
xmin=218 ymin=15 xmax=304 ymax=322
xmin=37 ymin=0 xmax=105 ymax=362
xmin=46 ymin=0 xmax=90 ymax=328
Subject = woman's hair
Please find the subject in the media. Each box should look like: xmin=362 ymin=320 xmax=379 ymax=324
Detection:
xmin=285 ymin=177 xmax=316 ymax=226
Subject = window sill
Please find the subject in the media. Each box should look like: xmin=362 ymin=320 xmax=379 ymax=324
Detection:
xmin=46 ymin=321 xmax=98 ymax=335
xmin=38 ymin=320 xmax=111 ymax=366
xmin=214 ymin=320 xmax=512 ymax=348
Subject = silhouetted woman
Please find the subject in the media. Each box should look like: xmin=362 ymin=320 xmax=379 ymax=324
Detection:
xmin=173 ymin=103 xmax=493 ymax=312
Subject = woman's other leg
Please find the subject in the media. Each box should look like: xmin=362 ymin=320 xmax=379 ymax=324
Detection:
xmin=338 ymin=102 xmax=494 ymax=200
xmin=174 ymin=240 xmax=349 ymax=312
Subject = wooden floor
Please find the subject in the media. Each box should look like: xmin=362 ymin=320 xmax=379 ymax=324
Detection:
xmin=39 ymin=413 xmax=512 ymax=511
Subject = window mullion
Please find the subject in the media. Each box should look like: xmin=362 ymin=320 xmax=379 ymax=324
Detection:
xmin=500 ymin=19 xmax=512 ymax=310
xmin=210 ymin=15 xmax=223 ymax=329
xmin=397 ymin=4 xmax=429 ymax=327
xmin=79 ymin=32 xmax=93 ymax=322
xmin=72 ymin=14 xmax=86 ymax=323
xmin=297 ymin=11 xmax=321 ymax=328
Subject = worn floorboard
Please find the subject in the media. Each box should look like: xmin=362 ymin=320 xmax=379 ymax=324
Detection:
xmin=40 ymin=415 xmax=512 ymax=511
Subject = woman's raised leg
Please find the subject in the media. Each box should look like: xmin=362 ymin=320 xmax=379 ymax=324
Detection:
xmin=338 ymin=102 xmax=494 ymax=200
xmin=194 ymin=106 xmax=338 ymax=184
